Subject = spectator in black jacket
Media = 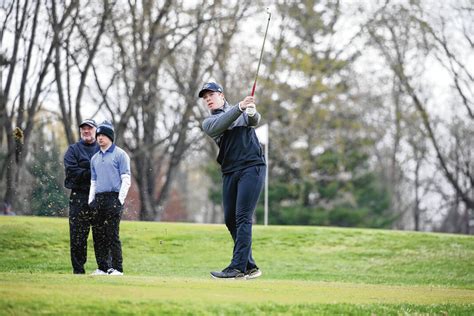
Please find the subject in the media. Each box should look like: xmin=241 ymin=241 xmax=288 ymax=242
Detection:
xmin=63 ymin=119 xmax=100 ymax=274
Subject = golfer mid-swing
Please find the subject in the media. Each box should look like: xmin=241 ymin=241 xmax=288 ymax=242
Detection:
xmin=199 ymin=82 xmax=266 ymax=279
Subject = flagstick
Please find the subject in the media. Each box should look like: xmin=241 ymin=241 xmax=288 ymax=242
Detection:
xmin=264 ymin=141 xmax=269 ymax=226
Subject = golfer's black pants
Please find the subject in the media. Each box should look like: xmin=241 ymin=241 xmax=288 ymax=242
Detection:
xmin=69 ymin=190 xmax=100 ymax=274
xmin=91 ymin=192 xmax=123 ymax=273
xmin=223 ymin=165 xmax=265 ymax=273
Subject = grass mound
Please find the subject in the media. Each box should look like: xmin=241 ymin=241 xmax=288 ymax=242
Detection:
xmin=0 ymin=216 xmax=473 ymax=315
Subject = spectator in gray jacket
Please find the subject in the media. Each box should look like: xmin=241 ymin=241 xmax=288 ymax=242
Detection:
xmin=89 ymin=121 xmax=131 ymax=276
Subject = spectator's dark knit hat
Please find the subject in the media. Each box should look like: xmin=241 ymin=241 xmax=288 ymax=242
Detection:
xmin=96 ymin=121 xmax=114 ymax=142
xmin=79 ymin=119 xmax=97 ymax=128
xmin=198 ymin=82 xmax=223 ymax=98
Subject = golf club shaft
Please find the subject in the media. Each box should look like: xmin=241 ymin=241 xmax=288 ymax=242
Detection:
xmin=251 ymin=10 xmax=271 ymax=97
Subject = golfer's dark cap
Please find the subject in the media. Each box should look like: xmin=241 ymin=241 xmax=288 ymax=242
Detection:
xmin=198 ymin=82 xmax=223 ymax=98
xmin=79 ymin=119 xmax=97 ymax=128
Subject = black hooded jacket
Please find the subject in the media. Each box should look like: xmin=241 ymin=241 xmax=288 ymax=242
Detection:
xmin=64 ymin=139 xmax=99 ymax=192
xmin=202 ymin=102 xmax=266 ymax=174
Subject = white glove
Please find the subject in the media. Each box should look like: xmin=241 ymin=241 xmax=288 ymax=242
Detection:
xmin=88 ymin=180 xmax=96 ymax=205
xmin=118 ymin=174 xmax=131 ymax=205
xmin=245 ymin=103 xmax=256 ymax=117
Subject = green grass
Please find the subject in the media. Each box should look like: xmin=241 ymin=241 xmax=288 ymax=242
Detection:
xmin=0 ymin=216 xmax=473 ymax=315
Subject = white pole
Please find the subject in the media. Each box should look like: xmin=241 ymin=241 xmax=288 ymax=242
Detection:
xmin=264 ymin=141 xmax=269 ymax=226
xmin=255 ymin=124 xmax=269 ymax=226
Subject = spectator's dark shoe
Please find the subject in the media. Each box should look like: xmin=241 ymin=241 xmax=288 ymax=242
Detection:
xmin=210 ymin=267 xmax=245 ymax=279
xmin=245 ymin=267 xmax=262 ymax=279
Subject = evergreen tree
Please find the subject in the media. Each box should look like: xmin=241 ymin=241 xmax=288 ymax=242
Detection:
xmin=28 ymin=124 xmax=68 ymax=217
xmin=257 ymin=0 xmax=392 ymax=227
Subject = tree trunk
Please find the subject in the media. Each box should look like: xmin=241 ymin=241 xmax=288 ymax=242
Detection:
xmin=414 ymin=158 xmax=421 ymax=231
xmin=134 ymin=152 xmax=160 ymax=221
xmin=4 ymin=138 xmax=16 ymax=207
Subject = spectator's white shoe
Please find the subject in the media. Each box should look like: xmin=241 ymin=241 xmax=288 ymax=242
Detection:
xmin=90 ymin=269 xmax=107 ymax=275
xmin=107 ymin=268 xmax=123 ymax=276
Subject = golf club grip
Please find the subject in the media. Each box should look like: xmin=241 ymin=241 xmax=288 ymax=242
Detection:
xmin=251 ymin=82 xmax=257 ymax=96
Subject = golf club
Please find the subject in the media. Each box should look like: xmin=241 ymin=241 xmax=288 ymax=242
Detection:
xmin=250 ymin=7 xmax=271 ymax=97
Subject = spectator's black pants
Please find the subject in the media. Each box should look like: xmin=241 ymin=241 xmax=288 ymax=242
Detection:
xmin=69 ymin=190 xmax=100 ymax=274
xmin=91 ymin=192 xmax=123 ymax=273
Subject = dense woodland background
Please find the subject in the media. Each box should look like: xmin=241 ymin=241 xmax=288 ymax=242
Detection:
xmin=0 ymin=0 xmax=472 ymax=234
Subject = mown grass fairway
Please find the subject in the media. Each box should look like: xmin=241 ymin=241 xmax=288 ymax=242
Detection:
xmin=0 ymin=216 xmax=473 ymax=315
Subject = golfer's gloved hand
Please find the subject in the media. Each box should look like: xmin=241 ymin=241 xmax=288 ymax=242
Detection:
xmin=239 ymin=96 xmax=255 ymax=111
xmin=245 ymin=105 xmax=256 ymax=117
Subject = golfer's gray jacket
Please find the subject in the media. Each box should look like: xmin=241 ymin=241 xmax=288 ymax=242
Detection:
xmin=202 ymin=102 xmax=266 ymax=174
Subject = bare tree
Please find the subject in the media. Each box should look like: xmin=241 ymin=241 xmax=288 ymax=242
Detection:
xmin=92 ymin=1 xmax=252 ymax=220
xmin=441 ymin=119 xmax=474 ymax=233
xmin=365 ymin=2 xmax=474 ymax=232
xmin=51 ymin=0 xmax=114 ymax=144
xmin=416 ymin=3 xmax=473 ymax=120
xmin=0 ymin=1 xmax=76 ymax=210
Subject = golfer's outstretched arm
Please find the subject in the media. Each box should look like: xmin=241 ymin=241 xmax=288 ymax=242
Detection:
xmin=202 ymin=105 xmax=242 ymax=138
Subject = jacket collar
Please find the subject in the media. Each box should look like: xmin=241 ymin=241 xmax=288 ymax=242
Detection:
xmin=100 ymin=143 xmax=115 ymax=154
xmin=211 ymin=101 xmax=229 ymax=114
